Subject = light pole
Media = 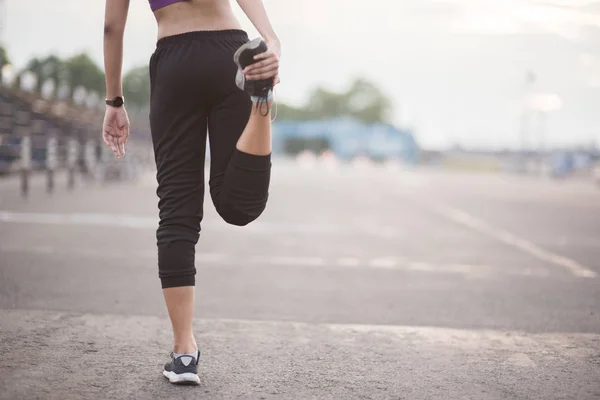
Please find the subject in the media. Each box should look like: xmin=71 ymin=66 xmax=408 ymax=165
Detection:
xmin=528 ymin=93 xmax=562 ymax=177
xmin=520 ymin=70 xmax=536 ymax=154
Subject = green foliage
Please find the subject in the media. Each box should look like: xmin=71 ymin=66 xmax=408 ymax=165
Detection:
xmin=17 ymin=51 xmax=150 ymax=110
xmin=278 ymin=78 xmax=392 ymax=123
xmin=0 ymin=46 xmax=10 ymax=68
xmin=15 ymin=49 xmax=392 ymax=123
xmin=123 ymin=66 xmax=150 ymax=111
xmin=276 ymin=103 xmax=311 ymax=121
xmin=345 ymin=78 xmax=392 ymax=124
xmin=306 ymin=87 xmax=348 ymax=118
xmin=18 ymin=52 xmax=103 ymax=100
xmin=63 ymin=53 xmax=105 ymax=98
xmin=25 ymin=55 xmax=66 ymax=93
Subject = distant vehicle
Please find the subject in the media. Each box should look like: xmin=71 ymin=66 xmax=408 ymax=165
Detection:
xmin=272 ymin=117 xmax=419 ymax=164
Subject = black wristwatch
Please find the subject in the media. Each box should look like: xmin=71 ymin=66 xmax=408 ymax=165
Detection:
xmin=105 ymin=96 xmax=124 ymax=108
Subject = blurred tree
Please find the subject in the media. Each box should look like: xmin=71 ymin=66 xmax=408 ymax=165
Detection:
xmin=0 ymin=46 xmax=10 ymax=68
xmin=24 ymin=55 xmax=66 ymax=94
xmin=306 ymin=87 xmax=349 ymax=119
xmin=13 ymin=51 xmax=393 ymax=126
xmin=123 ymin=66 xmax=150 ymax=111
xmin=276 ymin=103 xmax=310 ymax=120
xmin=278 ymin=78 xmax=392 ymax=123
xmin=20 ymin=53 xmax=104 ymax=100
xmin=63 ymin=53 xmax=105 ymax=99
xmin=12 ymin=74 xmax=20 ymax=91
xmin=345 ymin=78 xmax=392 ymax=124
xmin=24 ymin=57 xmax=42 ymax=90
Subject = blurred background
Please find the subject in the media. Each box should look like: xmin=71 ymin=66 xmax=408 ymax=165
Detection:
xmin=0 ymin=1 xmax=599 ymax=399
xmin=1 ymin=0 xmax=600 ymax=176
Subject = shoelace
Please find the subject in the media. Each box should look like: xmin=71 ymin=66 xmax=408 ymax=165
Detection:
xmin=255 ymin=87 xmax=277 ymax=121
xmin=256 ymin=96 xmax=270 ymax=117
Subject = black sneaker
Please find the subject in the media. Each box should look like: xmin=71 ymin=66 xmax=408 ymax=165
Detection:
xmin=234 ymin=38 xmax=274 ymax=114
xmin=162 ymin=351 xmax=200 ymax=385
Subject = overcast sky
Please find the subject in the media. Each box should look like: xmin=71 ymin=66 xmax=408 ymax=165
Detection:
xmin=3 ymin=0 xmax=600 ymax=149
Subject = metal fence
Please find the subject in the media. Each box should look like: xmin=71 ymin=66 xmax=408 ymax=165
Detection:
xmin=0 ymin=85 xmax=153 ymax=197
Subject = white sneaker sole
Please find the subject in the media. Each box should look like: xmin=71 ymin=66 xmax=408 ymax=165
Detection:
xmin=163 ymin=370 xmax=200 ymax=385
xmin=235 ymin=68 xmax=246 ymax=91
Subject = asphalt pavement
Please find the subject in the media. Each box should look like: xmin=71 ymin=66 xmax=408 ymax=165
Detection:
xmin=0 ymin=158 xmax=599 ymax=399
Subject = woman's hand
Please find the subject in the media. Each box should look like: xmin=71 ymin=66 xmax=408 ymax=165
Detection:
xmin=244 ymin=39 xmax=281 ymax=86
xmin=102 ymin=105 xmax=130 ymax=158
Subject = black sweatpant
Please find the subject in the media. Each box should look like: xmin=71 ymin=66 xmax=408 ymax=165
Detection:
xmin=149 ymin=30 xmax=271 ymax=289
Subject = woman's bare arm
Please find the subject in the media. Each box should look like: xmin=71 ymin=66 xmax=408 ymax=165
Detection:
xmin=236 ymin=0 xmax=281 ymax=84
xmin=236 ymin=0 xmax=279 ymax=45
xmin=102 ymin=0 xmax=130 ymax=159
xmin=104 ymin=0 xmax=130 ymax=99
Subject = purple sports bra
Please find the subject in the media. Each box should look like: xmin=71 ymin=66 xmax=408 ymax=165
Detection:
xmin=149 ymin=0 xmax=187 ymax=12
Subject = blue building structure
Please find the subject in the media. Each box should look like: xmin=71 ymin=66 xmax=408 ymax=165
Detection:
xmin=272 ymin=117 xmax=419 ymax=164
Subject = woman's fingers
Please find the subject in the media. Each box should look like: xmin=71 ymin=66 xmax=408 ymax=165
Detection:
xmin=116 ymin=138 xmax=125 ymax=158
xmin=243 ymin=50 xmax=281 ymax=82
xmin=102 ymin=131 xmax=110 ymax=148
xmin=245 ymin=62 xmax=279 ymax=76
xmin=245 ymin=53 xmax=279 ymax=72
xmin=253 ymin=50 xmax=276 ymax=61
xmin=103 ymin=129 xmax=125 ymax=158
xmin=246 ymin=66 xmax=279 ymax=80
xmin=106 ymin=135 xmax=117 ymax=155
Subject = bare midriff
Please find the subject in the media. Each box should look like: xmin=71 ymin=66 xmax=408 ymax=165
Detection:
xmin=153 ymin=0 xmax=243 ymax=40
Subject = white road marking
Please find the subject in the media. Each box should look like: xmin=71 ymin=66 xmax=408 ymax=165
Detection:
xmin=0 ymin=210 xmax=157 ymax=229
xmin=407 ymin=262 xmax=488 ymax=275
xmin=0 ymin=244 xmax=548 ymax=278
xmin=0 ymin=210 xmax=340 ymax=233
xmin=0 ymin=210 xmax=408 ymax=238
xmin=249 ymin=255 xmax=327 ymax=267
xmin=368 ymin=257 xmax=399 ymax=268
xmin=425 ymin=201 xmax=598 ymax=278
xmin=336 ymin=257 xmax=361 ymax=267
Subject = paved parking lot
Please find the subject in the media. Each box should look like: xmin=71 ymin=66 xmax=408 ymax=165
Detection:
xmin=1 ymin=160 xmax=599 ymax=399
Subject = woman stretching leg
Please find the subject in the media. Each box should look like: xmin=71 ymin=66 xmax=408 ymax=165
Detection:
xmin=102 ymin=0 xmax=280 ymax=384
